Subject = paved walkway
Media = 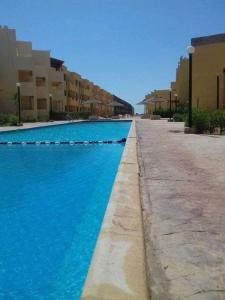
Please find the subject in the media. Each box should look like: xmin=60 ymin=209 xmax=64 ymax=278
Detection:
xmin=136 ymin=120 xmax=225 ymax=300
xmin=0 ymin=120 xmax=80 ymax=132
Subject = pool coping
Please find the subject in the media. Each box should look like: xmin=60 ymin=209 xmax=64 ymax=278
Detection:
xmin=81 ymin=120 xmax=149 ymax=300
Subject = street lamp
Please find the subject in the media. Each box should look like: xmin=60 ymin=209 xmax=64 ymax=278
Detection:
xmin=187 ymin=45 xmax=195 ymax=127
xmin=49 ymin=93 xmax=53 ymax=119
xmin=169 ymin=90 xmax=172 ymax=121
xmin=174 ymin=93 xmax=178 ymax=112
xmin=16 ymin=82 xmax=21 ymax=124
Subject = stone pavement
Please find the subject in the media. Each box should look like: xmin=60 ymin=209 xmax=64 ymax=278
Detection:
xmin=136 ymin=119 xmax=225 ymax=300
xmin=0 ymin=120 xmax=81 ymax=132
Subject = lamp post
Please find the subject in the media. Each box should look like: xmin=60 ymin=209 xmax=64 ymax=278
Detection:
xmin=169 ymin=90 xmax=172 ymax=121
xmin=187 ymin=45 xmax=195 ymax=127
xmin=174 ymin=93 xmax=178 ymax=112
xmin=16 ymin=82 xmax=21 ymax=124
xmin=49 ymin=93 xmax=53 ymax=119
xmin=216 ymin=74 xmax=220 ymax=109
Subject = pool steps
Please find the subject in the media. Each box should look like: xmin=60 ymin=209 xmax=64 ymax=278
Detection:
xmin=0 ymin=138 xmax=126 ymax=145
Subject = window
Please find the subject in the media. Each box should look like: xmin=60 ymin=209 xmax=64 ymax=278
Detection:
xmin=37 ymin=98 xmax=47 ymax=110
xmin=21 ymin=96 xmax=34 ymax=110
xmin=52 ymin=82 xmax=62 ymax=87
xmin=36 ymin=77 xmax=46 ymax=87
xmin=18 ymin=70 xmax=33 ymax=82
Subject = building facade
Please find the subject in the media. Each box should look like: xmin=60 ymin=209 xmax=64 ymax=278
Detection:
xmin=0 ymin=26 xmax=133 ymax=120
xmin=0 ymin=26 xmax=51 ymax=121
xmin=113 ymin=95 xmax=134 ymax=115
xmin=171 ymin=56 xmax=189 ymax=107
xmin=143 ymin=89 xmax=171 ymax=115
xmin=191 ymin=33 xmax=225 ymax=110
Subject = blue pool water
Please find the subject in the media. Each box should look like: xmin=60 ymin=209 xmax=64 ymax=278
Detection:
xmin=0 ymin=121 xmax=131 ymax=142
xmin=0 ymin=121 xmax=131 ymax=299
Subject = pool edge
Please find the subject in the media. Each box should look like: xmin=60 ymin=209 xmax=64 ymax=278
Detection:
xmin=81 ymin=120 xmax=149 ymax=300
xmin=0 ymin=119 xmax=132 ymax=134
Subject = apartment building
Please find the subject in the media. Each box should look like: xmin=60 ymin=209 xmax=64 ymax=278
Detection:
xmin=0 ymin=26 xmax=133 ymax=120
xmin=64 ymin=70 xmax=83 ymax=113
xmin=170 ymin=33 xmax=225 ymax=111
xmin=143 ymin=89 xmax=171 ymax=115
xmin=0 ymin=26 xmax=50 ymax=120
xmin=191 ymin=33 xmax=225 ymax=109
xmin=99 ymin=89 xmax=113 ymax=116
xmin=113 ymin=95 xmax=134 ymax=115
xmin=49 ymin=57 xmax=66 ymax=114
xmin=80 ymin=79 xmax=92 ymax=112
xmin=171 ymin=56 xmax=189 ymax=107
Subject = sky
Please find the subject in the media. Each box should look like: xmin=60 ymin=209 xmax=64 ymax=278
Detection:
xmin=1 ymin=0 xmax=225 ymax=113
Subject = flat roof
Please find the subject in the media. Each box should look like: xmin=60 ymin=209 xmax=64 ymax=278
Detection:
xmin=192 ymin=33 xmax=225 ymax=46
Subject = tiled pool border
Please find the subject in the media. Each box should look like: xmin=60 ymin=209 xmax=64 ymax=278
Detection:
xmin=81 ymin=120 xmax=149 ymax=300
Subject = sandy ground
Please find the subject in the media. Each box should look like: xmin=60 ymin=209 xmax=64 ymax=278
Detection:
xmin=136 ymin=119 xmax=225 ymax=300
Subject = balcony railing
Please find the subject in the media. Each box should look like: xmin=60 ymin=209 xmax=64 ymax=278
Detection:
xmin=20 ymin=82 xmax=35 ymax=96
xmin=49 ymin=68 xmax=64 ymax=83
xmin=18 ymin=70 xmax=33 ymax=83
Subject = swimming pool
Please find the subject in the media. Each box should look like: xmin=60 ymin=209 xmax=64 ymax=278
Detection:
xmin=0 ymin=121 xmax=131 ymax=299
xmin=0 ymin=121 xmax=131 ymax=142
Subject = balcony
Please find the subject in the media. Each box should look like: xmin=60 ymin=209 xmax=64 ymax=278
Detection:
xmin=37 ymin=98 xmax=48 ymax=110
xmin=52 ymin=100 xmax=64 ymax=112
xmin=68 ymin=90 xmax=75 ymax=98
xmin=21 ymin=96 xmax=34 ymax=110
xmin=20 ymin=82 xmax=35 ymax=96
xmin=35 ymin=65 xmax=48 ymax=78
xmin=52 ymin=89 xmax=65 ymax=101
xmin=18 ymin=70 xmax=33 ymax=83
xmin=67 ymin=97 xmax=76 ymax=106
xmin=36 ymin=77 xmax=46 ymax=87
xmin=67 ymin=82 xmax=76 ymax=91
xmin=36 ymin=86 xmax=48 ymax=99
xmin=49 ymin=68 xmax=64 ymax=83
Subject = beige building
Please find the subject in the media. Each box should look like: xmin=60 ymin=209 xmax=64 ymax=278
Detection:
xmin=171 ymin=56 xmax=189 ymax=107
xmin=144 ymin=89 xmax=171 ymax=115
xmin=102 ymin=90 xmax=113 ymax=116
xmin=191 ymin=34 xmax=225 ymax=110
xmin=80 ymin=79 xmax=92 ymax=112
xmin=0 ymin=26 xmax=133 ymax=120
xmin=171 ymin=33 xmax=225 ymax=111
xmin=64 ymin=70 xmax=83 ymax=113
xmin=49 ymin=58 xmax=66 ymax=114
xmin=0 ymin=26 xmax=50 ymax=121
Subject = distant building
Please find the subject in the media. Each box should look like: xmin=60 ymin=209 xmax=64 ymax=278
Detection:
xmin=49 ymin=57 xmax=66 ymax=114
xmin=171 ymin=56 xmax=189 ymax=107
xmin=112 ymin=95 xmax=134 ymax=115
xmin=143 ymin=89 xmax=171 ymax=115
xmin=0 ymin=26 xmax=133 ymax=120
xmin=191 ymin=33 xmax=225 ymax=109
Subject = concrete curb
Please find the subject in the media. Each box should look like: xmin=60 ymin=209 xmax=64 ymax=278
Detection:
xmin=81 ymin=121 xmax=149 ymax=300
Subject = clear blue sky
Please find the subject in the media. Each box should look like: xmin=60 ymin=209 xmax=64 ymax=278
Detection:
xmin=1 ymin=0 xmax=225 ymax=113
